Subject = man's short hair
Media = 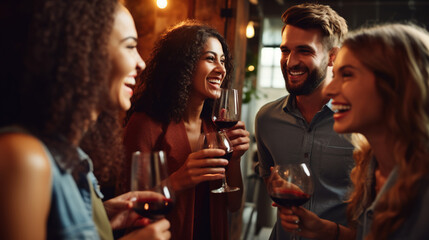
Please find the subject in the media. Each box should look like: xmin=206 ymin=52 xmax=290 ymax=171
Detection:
xmin=281 ymin=3 xmax=348 ymax=50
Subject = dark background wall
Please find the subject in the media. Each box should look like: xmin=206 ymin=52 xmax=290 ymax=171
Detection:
xmin=259 ymin=0 xmax=429 ymax=30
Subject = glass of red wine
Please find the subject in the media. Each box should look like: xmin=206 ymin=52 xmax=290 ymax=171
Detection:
xmin=267 ymin=163 xmax=314 ymax=240
xmin=212 ymin=88 xmax=239 ymax=131
xmin=130 ymin=151 xmax=175 ymax=220
xmin=199 ymin=131 xmax=239 ymax=193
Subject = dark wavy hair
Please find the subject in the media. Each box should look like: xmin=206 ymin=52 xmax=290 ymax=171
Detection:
xmin=126 ymin=19 xmax=233 ymax=124
xmin=0 ymin=0 xmax=122 ymax=179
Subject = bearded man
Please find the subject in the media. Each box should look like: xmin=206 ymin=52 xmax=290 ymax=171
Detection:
xmin=255 ymin=3 xmax=355 ymax=240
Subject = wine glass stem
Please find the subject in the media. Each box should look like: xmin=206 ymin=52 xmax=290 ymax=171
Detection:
xmin=290 ymin=230 xmax=298 ymax=240
xmin=221 ymin=176 xmax=229 ymax=190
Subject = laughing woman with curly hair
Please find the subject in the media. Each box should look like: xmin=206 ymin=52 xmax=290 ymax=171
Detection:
xmin=0 ymin=1 xmax=170 ymax=239
xmin=122 ymin=20 xmax=250 ymax=240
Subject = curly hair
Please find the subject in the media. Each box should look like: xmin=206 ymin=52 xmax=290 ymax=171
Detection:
xmin=127 ymin=19 xmax=233 ymax=124
xmin=0 ymin=0 xmax=122 ymax=177
xmin=344 ymin=24 xmax=429 ymax=239
xmin=281 ymin=3 xmax=348 ymax=50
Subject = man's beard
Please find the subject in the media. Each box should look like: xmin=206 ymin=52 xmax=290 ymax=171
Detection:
xmin=282 ymin=60 xmax=328 ymax=96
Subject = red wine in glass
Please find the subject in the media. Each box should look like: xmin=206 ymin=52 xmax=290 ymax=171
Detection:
xmin=131 ymin=151 xmax=175 ymax=220
xmin=132 ymin=197 xmax=174 ymax=219
xmin=214 ymin=150 xmax=233 ymax=170
xmin=270 ymin=189 xmax=311 ymax=207
xmin=213 ymin=120 xmax=238 ymax=130
xmin=212 ymin=89 xmax=239 ymax=130
xmin=267 ymin=163 xmax=314 ymax=240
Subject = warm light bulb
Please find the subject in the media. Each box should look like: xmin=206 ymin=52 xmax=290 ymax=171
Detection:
xmin=248 ymin=65 xmax=255 ymax=72
xmin=246 ymin=21 xmax=255 ymax=39
xmin=157 ymin=0 xmax=167 ymax=9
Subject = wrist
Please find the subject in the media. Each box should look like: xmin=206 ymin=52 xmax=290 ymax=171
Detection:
xmin=166 ymin=174 xmax=180 ymax=192
xmin=317 ymin=220 xmax=338 ymax=240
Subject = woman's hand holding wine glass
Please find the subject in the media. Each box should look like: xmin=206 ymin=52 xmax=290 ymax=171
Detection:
xmin=278 ymin=203 xmax=329 ymax=240
xmin=267 ymin=163 xmax=314 ymax=240
xmin=199 ymin=131 xmax=240 ymax=193
xmin=223 ymin=120 xmax=250 ymax=159
xmin=167 ymin=148 xmax=227 ymax=191
xmin=104 ymin=191 xmax=168 ymax=229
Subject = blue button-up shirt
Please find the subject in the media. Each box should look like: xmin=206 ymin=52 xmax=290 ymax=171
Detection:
xmin=255 ymin=95 xmax=355 ymax=240
xmin=356 ymin=161 xmax=429 ymax=239
xmin=46 ymin=145 xmax=102 ymax=239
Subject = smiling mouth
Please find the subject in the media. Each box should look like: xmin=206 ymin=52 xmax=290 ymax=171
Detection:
xmin=208 ymin=78 xmax=221 ymax=85
xmin=331 ymin=104 xmax=351 ymax=113
xmin=124 ymin=83 xmax=135 ymax=94
xmin=289 ymin=70 xmax=305 ymax=76
xmin=124 ymin=82 xmax=134 ymax=88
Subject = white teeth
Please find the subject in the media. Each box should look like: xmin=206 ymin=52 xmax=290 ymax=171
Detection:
xmin=289 ymin=71 xmax=305 ymax=76
xmin=125 ymin=77 xmax=136 ymax=85
xmin=331 ymin=104 xmax=351 ymax=112
xmin=208 ymin=79 xmax=221 ymax=84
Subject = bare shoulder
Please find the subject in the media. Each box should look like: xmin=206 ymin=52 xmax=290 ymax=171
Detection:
xmin=0 ymin=133 xmax=51 ymax=177
xmin=0 ymin=133 xmax=52 ymax=239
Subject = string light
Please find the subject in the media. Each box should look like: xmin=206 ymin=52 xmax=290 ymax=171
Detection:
xmin=157 ymin=0 xmax=167 ymax=9
xmin=246 ymin=21 xmax=255 ymax=38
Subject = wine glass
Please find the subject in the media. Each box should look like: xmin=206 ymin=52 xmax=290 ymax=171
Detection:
xmin=212 ymin=88 xmax=239 ymax=130
xmin=199 ymin=131 xmax=240 ymax=193
xmin=267 ymin=163 xmax=314 ymax=240
xmin=130 ymin=151 xmax=175 ymax=220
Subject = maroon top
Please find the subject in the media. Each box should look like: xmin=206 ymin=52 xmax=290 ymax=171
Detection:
xmin=122 ymin=112 xmax=229 ymax=240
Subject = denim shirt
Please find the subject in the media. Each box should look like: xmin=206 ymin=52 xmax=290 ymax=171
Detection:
xmin=46 ymin=145 xmax=103 ymax=240
xmin=356 ymin=161 xmax=429 ymax=240
xmin=0 ymin=127 xmax=105 ymax=239
xmin=255 ymin=95 xmax=355 ymax=240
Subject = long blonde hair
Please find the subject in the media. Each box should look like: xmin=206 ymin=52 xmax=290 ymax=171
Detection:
xmin=344 ymin=24 xmax=429 ymax=239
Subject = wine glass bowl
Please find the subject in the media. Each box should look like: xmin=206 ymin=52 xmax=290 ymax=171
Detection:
xmin=199 ymin=131 xmax=239 ymax=193
xmin=212 ymin=89 xmax=239 ymax=130
xmin=267 ymin=163 xmax=313 ymax=239
xmin=267 ymin=163 xmax=313 ymax=207
xmin=130 ymin=151 xmax=174 ymax=220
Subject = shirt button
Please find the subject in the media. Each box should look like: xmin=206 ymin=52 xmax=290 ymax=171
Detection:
xmin=367 ymin=211 xmax=374 ymax=219
xmin=304 ymin=153 xmax=309 ymax=158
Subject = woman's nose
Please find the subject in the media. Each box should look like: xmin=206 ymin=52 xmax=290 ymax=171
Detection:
xmin=323 ymin=77 xmax=339 ymax=98
xmin=215 ymin=61 xmax=226 ymax=75
xmin=136 ymin=53 xmax=146 ymax=73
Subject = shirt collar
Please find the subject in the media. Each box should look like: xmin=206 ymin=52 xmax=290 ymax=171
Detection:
xmin=282 ymin=94 xmax=334 ymax=113
xmin=53 ymin=145 xmax=93 ymax=174
xmin=367 ymin=163 xmax=399 ymax=212
xmin=76 ymin=146 xmax=94 ymax=173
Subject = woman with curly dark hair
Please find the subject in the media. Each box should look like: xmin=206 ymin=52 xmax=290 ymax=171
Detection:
xmin=122 ymin=20 xmax=250 ymax=239
xmin=0 ymin=1 xmax=170 ymax=239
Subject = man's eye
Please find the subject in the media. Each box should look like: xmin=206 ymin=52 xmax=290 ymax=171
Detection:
xmin=127 ymin=45 xmax=137 ymax=49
